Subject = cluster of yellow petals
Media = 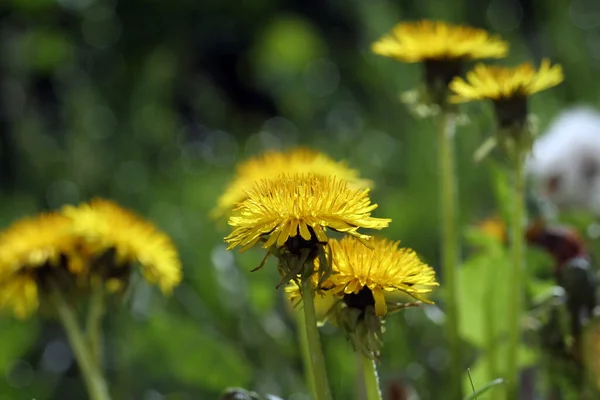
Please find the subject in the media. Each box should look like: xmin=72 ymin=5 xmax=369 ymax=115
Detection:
xmin=0 ymin=199 xmax=182 ymax=318
xmin=328 ymin=236 xmax=438 ymax=317
xmin=372 ymin=20 xmax=508 ymax=63
xmin=212 ymin=147 xmax=372 ymax=218
xmin=449 ymin=59 xmax=564 ymax=102
xmin=225 ymin=174 xmax=391 ymax=251
xmin=0 ymin=212 xmax=77 ymax=318
xmin=63 ymin=199 xmax=182 ymax=294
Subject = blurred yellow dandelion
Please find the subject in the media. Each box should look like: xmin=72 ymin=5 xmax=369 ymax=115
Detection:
xmin=449 ymin=59 xmax=564 ymax=103
xmin=0 ymin=212 xmax=79 ymax=318
xmin=63 ymin=199 xmax=182 ymax=293
xmin=372 ymin=20 xmax=508 ymax=63
xmin=212 ymin=147 xmax=372 ymax=218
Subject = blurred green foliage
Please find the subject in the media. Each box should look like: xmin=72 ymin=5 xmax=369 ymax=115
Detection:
xmin=1 ymin=0 xmax=600 ymax=399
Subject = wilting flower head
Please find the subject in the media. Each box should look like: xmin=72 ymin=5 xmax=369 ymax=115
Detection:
xmin=225 ymin=174 xmax=391 ymax=288
xmin=527 ymin=107 xmax=600 ymax=214
xmin=0 ymin=212 xmax=81 ymax=318
xmin=372 ymin=20 xmax=508 ymax=107
xmin=212 ymin=147 xmax=372 ymax=218
xmin=63 ymin=199 xmax=182 ymax=294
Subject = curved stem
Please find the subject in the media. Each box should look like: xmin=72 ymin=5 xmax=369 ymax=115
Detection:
xmin=54 ymin=289 xmax=111 ymax=400
xmin=437 ymin=110 xmax=462 ymax=398
xmin=506 ymin=155 xmax=526 ymax=399
xmin=86 ymin=282 xmax=105 ymax=365
xmin=296 ymin=308 xmax=317 ymax=399
xmin=361 ymin=355 xmax=382 ymax=400
xmin=302 ymin=282 xmax=333 ymax=400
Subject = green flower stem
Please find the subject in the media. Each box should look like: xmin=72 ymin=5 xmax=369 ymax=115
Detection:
xmin=361 ymin=355 xmax=382 ymax=400
xmin=86 ymin=282 xmax=105 ymax=365
xmin=437 ymin=110 xmax=462 ymax=399
xmin=296 ymin=308 xmax=317 ymax=399
xmin=506 ymin=153 xmax=526 ymax=399
xmin=485 ymin=261 xmax=499 ymax=400
xmin=54 ymin=289 xmax=111 ymax=400
xmin=302 ymin=282 xmax=332 ymax=400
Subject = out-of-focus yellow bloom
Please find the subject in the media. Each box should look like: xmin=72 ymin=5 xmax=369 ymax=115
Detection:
xmin=372 ymin=20 xmax=508 ymax=63
xmin=450 ymin=59 xmax=564 ymax=103
xmin=63 ymin=199 xmax=182 ymax=293
xmin=477 ymin=216 xmax=507 ymax=243
xmin=0 ymin=212 xmax=80 ymax=318
xmin=212 ymin=147 xmax=372 ymax=218
xmin=328 ymin=236 xmax=438 ymax=317
xmin=224 ymin=174 xmax=391 ymax=251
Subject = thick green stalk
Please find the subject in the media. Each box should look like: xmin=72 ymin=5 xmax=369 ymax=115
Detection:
xmin=54 ymin=290 xmax=112 ymax=400
xmin=437 ymin=111 xmax=462 ymax=398
xmin=302 ymin=282 xmax=332 ymax=400
xmin=86 ymin=283 xmax=105 ymax=365
xmin=506 ymin=155 xmax=526 ymax=399
xmin=296 ymin=308 xmax=317 ymax=399
xmin=361 ymin=356 xmax=382 ymax=400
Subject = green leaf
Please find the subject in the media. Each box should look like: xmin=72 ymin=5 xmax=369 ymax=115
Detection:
xmin=463 ymin=378 xmax=505 ymax=400
xmin=0 ymin=318 xmax=39 ymax=370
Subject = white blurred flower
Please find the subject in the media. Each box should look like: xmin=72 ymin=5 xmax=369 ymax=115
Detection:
xmin=528 ymin=106 xmax=600 ymax=214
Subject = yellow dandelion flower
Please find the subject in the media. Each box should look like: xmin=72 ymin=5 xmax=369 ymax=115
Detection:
xmin=0 ymin=212 xmax=79 ymax=318
xmin=212 ymin=147 xmax=372 ymax=218
xmin=372 ymin=20 xmax=508 ymax=63
xmin=449 ymin=59 xmax=564 ymax=103
xmin=328 ymin=236 xmax=438 ymax=317
xmin=63 ymin=199 xmax=182 ymax=294
xmin=477 ymin=216 xmax=507 ymax=243
xmin=225 ymin=174 xmax=391 ymax=251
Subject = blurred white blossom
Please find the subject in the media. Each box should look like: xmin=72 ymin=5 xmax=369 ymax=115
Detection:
xmin=528 ymin=106 xmax=600 ymax=214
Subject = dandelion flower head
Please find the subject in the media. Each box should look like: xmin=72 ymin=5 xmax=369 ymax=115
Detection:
xmin=372 ymin=20 xmax=508 ymax=63
xmin=449 ymin=59 xmax=564 ymax=103
xmin=212 ymin=147 xmax=372 ymax=218
xmin=328 ymin=236 xmax=438 ymax=317
xmin=224 ymin=174 xmax=391 ymax=251
xmin=0 ymin=212 xmax=79 ymax=318
xmin=63 ymin=199 xmax=182 ymax=293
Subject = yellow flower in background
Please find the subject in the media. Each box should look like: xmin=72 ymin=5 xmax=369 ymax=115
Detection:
xmin=328 ymin=236 xmax=438 ymax=317
xmin=0 ymin=212 xmax=80 ymax=318
xmin=63 ymin=199 xmax=182 ymax=294
xmin=225 ymin=174 xmax=391 ymax=251
xmin=449 ymin=59 xmax=564 ymax=103
xmin=372 ymin=20 xmax=508 ymax=63
xmin=212 ymin=147 xmax=372 ymax=218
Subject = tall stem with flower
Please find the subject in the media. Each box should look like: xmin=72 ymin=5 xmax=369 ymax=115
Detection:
xmin=450 ymin=58 xmax=564 ymax=399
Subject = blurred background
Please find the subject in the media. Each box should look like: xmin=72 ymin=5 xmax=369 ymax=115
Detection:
xmin=1 ymin=0 xmax=600 ymax=399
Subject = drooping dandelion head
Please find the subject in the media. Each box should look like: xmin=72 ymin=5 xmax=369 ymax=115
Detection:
xmin=212 ymin=147 xmax=372 ymax=218
xmin=0 ymin=212 xmax=82 ymax=318
xmin=224 ymin=173 xmax=391 ymax=289
xmin=63 ymin=199 xmax=182 ymax=294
